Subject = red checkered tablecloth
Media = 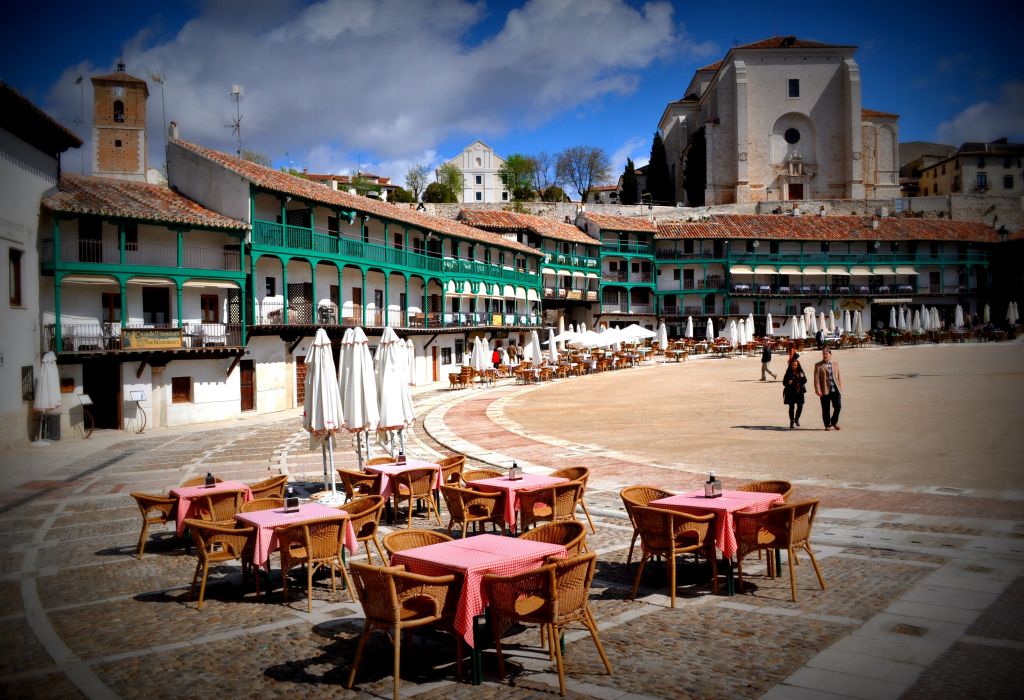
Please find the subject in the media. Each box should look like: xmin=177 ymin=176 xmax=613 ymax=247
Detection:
xmin=366 ymin=459 xmax=442 ymax=500
xmin=392 ymin=534 xmax=565 ymax=647
xmin=234 ymin=502 xmax=358 ymax=570
xmin=472 ymin=474 xmax=569 ymax=529
xmin=169 ymin=480 xmax=253 ymax=536
xmin=650 ymin=490 xmax=783 ymax=559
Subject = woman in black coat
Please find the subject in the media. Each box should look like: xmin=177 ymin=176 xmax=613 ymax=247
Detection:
xmin=782 ymin=355 xmax=808 ymax=429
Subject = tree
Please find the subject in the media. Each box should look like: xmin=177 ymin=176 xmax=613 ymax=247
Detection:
xmin=498 ymin=154 xmax=537 ymax=201
xmin=530 ymin=151 xmax=558 ymax=191
xmin=350 ymin=174 xmax=381 ymax=198
xmin=620 ymin=158 xmax=639 ymax=205
xmin=389 ymin=186 xmax=415 ymax=203
xmin=540 ymin=185 xmax=567 ymax=202
xmin=405 ymin=164 xmax=430 ymax=200
xmin=241 ymin=149 xmax=271 ymax=167
xmin=436 ymin=163 xmax=465 ymax=202
xmin=556 ymin=146 xmax=611 ymax=201
xmin=647 ymin=132 xmax=673 ymax=205
xmin=682 ymin=127 xmax=706 ymax=207
xmin=422 ymin=181 xmax=456 ymax=203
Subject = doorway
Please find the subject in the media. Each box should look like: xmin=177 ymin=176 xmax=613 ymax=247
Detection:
xmin=295 ymin=355 xmax=306 ymax=406
xmin=142 ymin=287 xmax=170 ymax=325
xmin=83 ymin=360 xmax=121 ymax=429
xmin=240 ymin=360 xmax=255 ymax=412
xmin=788 ymin=183 xmax=804 ymax=201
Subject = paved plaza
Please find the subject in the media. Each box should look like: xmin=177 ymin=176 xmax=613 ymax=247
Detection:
xmin=0 ymin=341 xmax=1022 ymax=699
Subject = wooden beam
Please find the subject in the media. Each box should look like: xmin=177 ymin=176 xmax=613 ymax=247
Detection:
xmin=287 ymin=336 xmax=304 ymax=355
xmin=226 ymin=351 xmax=244 ymax=377
xmin=136 ymin=360 xmax=148 ymax=378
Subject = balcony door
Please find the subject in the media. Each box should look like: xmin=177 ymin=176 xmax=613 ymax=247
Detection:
xmin=288 ymin=282 xmax=312 ymax=324
xmin=240 ymin=360 xmax=255 ymax=412
xmin=142 ymin=287 xmax=170 ymax=326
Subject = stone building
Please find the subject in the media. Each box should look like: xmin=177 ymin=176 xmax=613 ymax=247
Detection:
xmin=658 ymin=36 xmax=901 ymax=206
xmin=91 ymin=62 xmax=149 ymax=182
xmin=438 ymin=140 xmax=509 ymax=203
xmin=918 ymin=138 xmax=1024 ymax=197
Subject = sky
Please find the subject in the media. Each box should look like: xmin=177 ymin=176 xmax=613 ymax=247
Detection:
xmin=2 ymin=0 xmax=1022 ymax=189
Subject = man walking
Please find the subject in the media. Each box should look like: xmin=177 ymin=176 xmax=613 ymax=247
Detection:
xmin=760 ymin=343 xmax=777 ymax=381
xmin=813 ymin=347 xmax=843 ymax=430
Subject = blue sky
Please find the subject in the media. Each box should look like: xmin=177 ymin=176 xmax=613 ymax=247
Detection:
xmin=3 ymin=0 xmax=1022 ymax=187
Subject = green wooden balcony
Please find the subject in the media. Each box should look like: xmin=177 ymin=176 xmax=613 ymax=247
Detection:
xmin=726 ymin=251 xmax=990 ymax=266
xmin=541 ymin=251 xmax=600 ymax=270
xmin=600 ymin=241 xmax=654 ymax=256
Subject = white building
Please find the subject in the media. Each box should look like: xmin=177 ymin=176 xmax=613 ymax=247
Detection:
xmin=658 ymin=36 xmax=901 ymax=206
xmin=439 ymin=140 xmax=509 ymax=203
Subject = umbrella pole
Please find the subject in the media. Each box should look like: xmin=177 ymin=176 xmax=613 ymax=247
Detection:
xmin=398 ymin=429 xmax=406 ymax=455
xmin=356 ymin=432 xmax=364 ymax=471
xmin=321 ymin=440 xmax=329 ymax=492
xmin=327 ymin=434 xmax=338 ymax=495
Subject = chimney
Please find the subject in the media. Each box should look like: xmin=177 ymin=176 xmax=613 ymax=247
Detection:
xmin=303 ymin=167 xmax=308 ymax=175
xmin=792 ymin=205 xmax=801 ymax=216
xmin=871 ymin=218 xmax=880 ymax=230
xmin=168 ymin=121 xmax=178 ymax=141
xmin=819 ymin=205 xmax=827 ymax=217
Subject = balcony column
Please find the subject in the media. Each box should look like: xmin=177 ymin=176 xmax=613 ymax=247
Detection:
xmin=337 ymin=265 xmax=343 ymax=320
xmin=382 ymin=221 xmax=389 ymax=250
xmin=422 ymin=283 xmax=428 ymax=329
xmin=310 ymin=262 xmax=318 ymax=321
xmin=175 ymin=281 xmax=183 ymax=329
xmin=626 ymin=286 xmax=631 ymax=314
xmin=53 ymin=217 xmax=62 ymax=263
xmin=440 ymin=285 xmax=446 ymax=328
xmin=384 ymin=273 xmax=390 ymax=327
xmin=403 ymin=226 xmax=409 ymax=254
xmin=54 ymin=275 xmax=63 ymax=351
xmin=282 ymin=259 xmax=289 ymax=326
xmin=177 ymin=230 xmax=183 ymax=268
xmin=119 ymin=281 xmax=127 ymax=329
xmin=119 ymin=222 xmax=126 ymax=265
xmin=404 ymin=275 xmax=410 ymax=326
xmin=360 ymin=268 xmax=367 ymax=326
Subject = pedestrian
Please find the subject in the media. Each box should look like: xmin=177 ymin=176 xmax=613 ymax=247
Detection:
xmin=760 ymin=342 xmax=777 ymax=381
xmin=783 ymin=354 xmax=807 ymax=429
xmin=491 ymin=345 xmax=501 ymax=369
xmin=815 ymin=327 xmax=825 ymax=350
xmin=813 ymin=347 xmax=844 ymax=431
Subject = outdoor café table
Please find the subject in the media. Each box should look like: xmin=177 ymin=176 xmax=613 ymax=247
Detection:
xmin=234 ymin=502 xmax=358 ymax=572
xmin=169 ymin=480 xmax=253 ymax=536
xmin=649 ymin=490 xmax=784 ymax=595
xmin=365 ymin=458 xmax=443 ymax=500
xmin=471 ymin=473 xmax=569 ymax=532
xmin=391 ymin=533 xmax=566 ymax=684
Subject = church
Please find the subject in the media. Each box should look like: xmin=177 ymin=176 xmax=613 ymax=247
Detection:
xmin=658 ymin=36 xmax=901 ymax=206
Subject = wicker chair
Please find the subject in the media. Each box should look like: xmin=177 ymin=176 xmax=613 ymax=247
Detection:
xmin=549 ymin=467 xmax=597 ymax=533
xmin=193 ymin=489 xmax=246 ymax=524
xmin=735 ymin=500 xmax=826 ymax=602
xmin=343 ymin=496 xmax=386 ymax=564
xmin=439 ymin=484 xmax=507 ymax=538
xmin=448 ymin=372 xmax=461 ymax=390
xmin=239 ymin=497 xmax=284 ymax=513
xmin=620 ymin=485 xmax=674 ymax=566
xmin=483 ymin=552 xmax=612 ymax=696
xmin=248 ymin=474 xmax=288 ymax=500
xmin=518 ymin=520 xmax=586 ymax=556
xmin=337 ymin=468 xmax=381 ymax=503
xmin=347 ymin=562 xmax=462 ymax=700
xmin=518 ymin=482 xmax=582 ymax=532
xmin=180 ymin=476 xmax=224 ymax=487
xmin=737 ymin=480 xmax=793 ymax=501
xmin=382 ymin=529 xmax=452 ymax=558
xmin=392 ymin=467 xmax=442 ymax=528
xmin=184 ymin=518 xmax=257 ymax=610
xmin=130 ymin=492 xmax=177 ymax=558
xmin=461 ymin=468 xmax=503 ymax=483
xmin=438 ymin=454 xmax=466 ymax=485
xmin=275 ymin=515 xmax=356 ymax=612
xmin=629 ymin=505 xmax=718 ymax=607
xmin=367 ymin=456 xmax=397 ymax=466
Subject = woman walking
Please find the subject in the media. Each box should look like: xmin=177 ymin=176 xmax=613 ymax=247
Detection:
xmin=782 ymin=354 xmax=807 ymax=429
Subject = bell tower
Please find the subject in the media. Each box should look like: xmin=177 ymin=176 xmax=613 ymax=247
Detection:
xmin=91 ymin=61 xmax=148 ymax=181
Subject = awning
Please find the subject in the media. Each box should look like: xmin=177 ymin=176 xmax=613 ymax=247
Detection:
xmin=515 ymin=288 xmax=527 ymax=300
xmin=556 ymin=269 xmax=571 ymax=277
xmin=61 ymin=274 xmax=118 ymax=285
xmin=826 ymin=266 xmax=850 ymax=276
xmin=873 ymin=298 xmax=913 ymax=304
xmin=778 ymin=266 xmax=802 ymax=275
xmin=872 ymin=266 xmax=896 ymax=275
xmin=127 ymin=277 xmax=175 ymax=286
xmin=586 ymin=272 xmax=599 ymax=279
xmin=895 ymin=266 xmax=920 ymax=275
xmin=753 ymin=265 xmax=777 ymax=275
xmin=541 ymin=267 xmax=557 ymax=275
xmin=503 ymin=284 xmax=516 ymax=298
xmin=183 ymin=280 xmax=240 ymax=289
xmin=729 ymin=265 xmax=754 ymax=275
xmin=848 ymin=266 xmax=874 ymax=276
xmin=527 ymin=289 xmax=539 ymax=302
xmin=802 ymin=266 xmax=826 ymax=276
xmin=571 ymin=271 xmax=586 ymax=278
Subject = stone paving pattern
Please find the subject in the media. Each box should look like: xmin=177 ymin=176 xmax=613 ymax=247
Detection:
xmin=0 ymin=345 xmax=1021 ymax=698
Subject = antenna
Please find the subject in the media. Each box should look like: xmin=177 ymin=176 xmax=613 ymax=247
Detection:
xmin=73 ymin=75 xmax=85 ymax=174
xmin=147 ymin=70 xmax=168 ymax=141
xmin=226 ymin=84 xmax=243 ymax=155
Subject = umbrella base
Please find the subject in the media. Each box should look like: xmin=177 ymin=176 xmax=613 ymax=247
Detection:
xmin=309 ymin=490 xmax=346 ymax=506
xmin=30 ymin=440 xmax=53 ymax=447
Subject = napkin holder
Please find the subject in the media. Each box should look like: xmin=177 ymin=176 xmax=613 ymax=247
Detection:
xmin=508 ymin=462 xmax=523 ymax=481
xmin=283 ymin=496 xmax=300 ymax=513
xmin=396 ymin=452 xmax=407 ymax=465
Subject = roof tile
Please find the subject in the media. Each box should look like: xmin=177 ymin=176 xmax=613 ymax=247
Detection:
xmin=584 ymin=213 xmax=657 ymax=233
xmin=458 ymin=210 xmax=599 ymax=246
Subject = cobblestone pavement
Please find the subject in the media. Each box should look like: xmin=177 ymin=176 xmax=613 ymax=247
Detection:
xmin=0 ymin=345 xmax=1022 ymax=699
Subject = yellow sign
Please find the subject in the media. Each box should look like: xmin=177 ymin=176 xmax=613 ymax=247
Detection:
xmin=491 ymin=313 xmax=504 ymax=326
xmin=121 ymin=328 xmax=183 ymax=350
xmin=840 ymin=298 xmax=866 ymax=311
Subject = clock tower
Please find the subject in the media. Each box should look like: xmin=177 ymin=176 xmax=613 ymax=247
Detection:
xmin=91 ymin=61 xmax=149 ymax=181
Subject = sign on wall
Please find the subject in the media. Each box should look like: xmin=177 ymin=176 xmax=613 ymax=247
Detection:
xmin=121 ymin=328 xmax=183 ymax=350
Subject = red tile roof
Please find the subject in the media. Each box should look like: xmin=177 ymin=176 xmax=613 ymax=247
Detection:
xmin=170 ymin=140 xmax=539 ymax=256
xmin=458 ymin=210 xmax=599 ymax=246
xmin=590 ymin=185 xmax=619 ymax=192
xmin=862 ymin=108 xmax=899 ymax=119
xmin=42 ymin=174 xmax=248 ymax=230
xmin=0 ymin=82 xmax=82 ymax=153
xmin=583 ymin=213 xmax=657 ymax=233
xmin=735 ymin=36 xmax=849 ymax=50
xmin=656 ymin=215 xmax=998 ymax=243
xmin=697 ymin=60 xmax=723 ymax=72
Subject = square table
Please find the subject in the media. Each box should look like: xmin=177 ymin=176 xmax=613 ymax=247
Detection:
xmin=365 ymin=459 xmax=442 ymax=500
xmin=234 ymin=502 xmax=358 ymax=571
xmin=650 ymin=490 xmax=783 ymax=594
xmin=472 ymin=474 xmax=569 ymax=531
xmin=392 ymin=534 xmax=566 ymax=684
xmin=169 ymin=480 xmax=253 ymax=536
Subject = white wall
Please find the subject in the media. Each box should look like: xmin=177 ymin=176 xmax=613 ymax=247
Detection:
xmin=166 ymin=142 xmax=251 ymax=223
xmin=247 ymin=336 xmax=289 ymax=414
xmin=163 ymin=358 xmax=241 ymax=427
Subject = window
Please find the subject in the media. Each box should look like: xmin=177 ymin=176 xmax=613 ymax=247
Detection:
xmin=770 ymin=241 xmax=779 ymax=255
xmin=142 ymin=287 xmax=170 ymax=324
xmin=113 ymin=100 xmax=124 ymax=122
xmin=941 ymin=164 xmax=945 ymax=175
xmin=171 ymin=377 xmax=192 ymax=403
xmin=1004 ymin=175 xmax=1014 ymax=189
xmin=265 ymin=277 xmax=276 ymax=297
xmin=501 ymin=191 xmax=508 ymax=201
xmin=475 ymin=191 xmax=482 ymax=201
xmin=683 ymin=239 xmax=694 ymax=255
xmin=672 ymin=269 xmax=681 ymax=281
xmin=329 ymin=284 xmax=339 ymax=306
xmin=393 ymin=232 xmax=403 ymax=250
xmin=327 ymin=215 xmax=339 ymax=236
xmin=101 ymin=292 xmax=121 ymax=322
xmin=9 ymin=248 xmax=22 ymax=306
xmin=441 ymin=348 xmax=452 ymax=364
xmin=784 ymin=128 xmax=800 ymax=145
xmin=821 ymin=242 xmax=830 ymax=253
xmin=200 ymin=294 xmax=219 ymax=322
xmin=953 ymin=176 xmax=961 ymax=192
xmin=978 ymin=157 xmax=986 ymax=168
xmin=1003 ymin=157 xmax=1012 ymax=169
xmin=788 ymin=79 xmax=800 ymax=98
xmin=114 ymin=139 xmax=122 ymax=148
xmin=955 ymin=159 xmax=960 ymax=170
xmin=124 ymin=223 xmax=138 ymax=251
xmin=977 ymin=173 xmax=988 ymax=190
xmin=475 ymin=175 xmax=482 ymax=185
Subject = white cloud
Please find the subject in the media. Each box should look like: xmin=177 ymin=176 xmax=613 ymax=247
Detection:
xmin=44 ymin=0 xmax=690 ymax=182
xmin=934 ymin=81 xmax=1024 ymax=144
xmin=610 ymin=135 xmax=651 ymax=174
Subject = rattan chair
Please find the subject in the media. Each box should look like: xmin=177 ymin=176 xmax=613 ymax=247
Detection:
xmin=439 ymin=484 xmax=507 ymax=538
xmin=629 ymin=505 xmax=718 ymax=607
xmin=483 ymin=552 xmax=612 ymax=696
xmin=180 ymin=476 xmax=224 ymax=487
xmin=438 ymin=454 xmax=466 ymax=485
xmin=184 ymin=518 xmax=256 ymax=610
xmin=343 ymin=495 xmax=386 ymax=564
xmin=130 ymin=492 xmax=177 ymax=558
xmin=337 ymin=468 xmax=382 ymax=503
xmin=193 ymin=489 xmax=246 ymax=524
xmin=461 ymin=468 xmax=503 ymax=483
xmin=619 ymin=485 xmax=674 ymax=566
xmin=391 ymin=467 xmax=442 ymax=528
xmin=239 ymin=497 xmax=284 ymax=513
xmin=549 ymin=466 xmax=597 ymax=533
xmin=735 ymin=499 xmax=826 ymax=602
xmin=248 ymin=474 xmax=288 ymax=500
xmin=517 ymin=520 xmax=587 ymax=556
xmin=382 ymin=529 xmax=452 ymax=558
xmin=367 ymin=456 xmax=397 ymax=466
xmin=276 ymin=515 xmax=356 ymax=612
xmin=347 ymin=562 xmax=462 ymax=700
xmin=518 ymin=482 xmax=582 ymax=532
xmin=736 ymin=480 xmax=793 ymax=501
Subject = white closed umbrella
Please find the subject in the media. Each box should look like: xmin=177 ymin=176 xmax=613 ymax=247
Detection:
xmin=406 ymin=338 xmax=417 ymax=386
xmin=728 ymin=320 xmax=738 ymax=347
xmin=471 ymin=336 xmax=489 ymax=372
xmin=580 ymin=322 xmax=587 ymax=333
xmin=547 ymin=328 xmax=559 ymax=364
xmin=341 ymin=327 xmax=379 ymax=469
xmin=983 ymin=304 xmax=990 ymax=324
xmin=889 ymin=307 xmax=897 ymax=329
xmin=765 ymin=313 xmax=774 ymax=337
xmin=685 ymin=316 xmax=694 ymax=339
xmin=304 ymin=328 xmax=344 ymax=503
xmin=376 ymin=326 xmax=416 ymax=455
xmin=739 ymin=320 xmax=748 ymax=347
xmin=746 ymin=313 xmax=755 ymax=338
xmin=817 ymin=312 xmax=827 ymax=334
xmin=788 ymin=316 xmax=799 ymax=338
xmin=855 ymin=310 xmax=864 ymax=336
xmin=657 ymin=321 xmax=668 ymax=350
xmin=33 ymin=351 xmax=62 ymax=444
xmin=557 ymin=316 xmax=566 ymax=352
xmin=828 ymin=309 xmax=836 ymax=333
xmin=530 ymin=329 xmax=543 ymax=364
xmin=955 ymin=305 xmax=964 ymax=329
xmin=500 ymin=346 xmax=510 ymax=366
xmin=931 ymin=307 xmax=940 ymax=330
xmin=912 ymin=310 xmax=922 ymax=333
xmin=798 ymin=316 xmax=807 ymax=338
xmin=897 ymin=308 xmax=906 ymax=331
xmin=842 ymin=310 xmax=851 ymax=334
xmin=705 ymin=318 xmax=714 ymax=340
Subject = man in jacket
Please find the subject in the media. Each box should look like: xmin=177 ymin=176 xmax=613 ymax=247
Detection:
xmin=760 ymin=343 xmax=777 ymax=381
xmin=813 ymin=347 xmax=844 ymax=431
